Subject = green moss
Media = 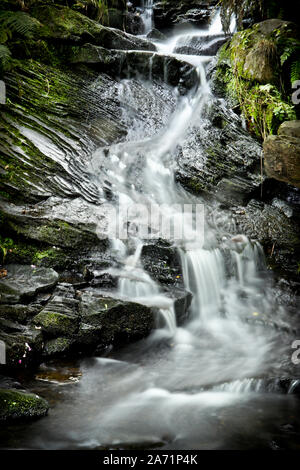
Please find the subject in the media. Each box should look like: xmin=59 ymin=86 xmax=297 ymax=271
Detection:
xmin=215 ymin=22 xmax=298 ymax=139
xmin=33 ymin=311 xmax=78 ymax=336
xmin=0 ymin=388 xmax=49 ymax=422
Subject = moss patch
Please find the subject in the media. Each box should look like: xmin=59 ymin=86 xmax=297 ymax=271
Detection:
xmin=0 ymin=388 xmax=49 ymax=422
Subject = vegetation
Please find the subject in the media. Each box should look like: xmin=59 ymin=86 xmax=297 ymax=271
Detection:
xmin=216 ymin=22 xmax=299 ymax=139
xmin=218 ymin=0 xmax=298 ymax=32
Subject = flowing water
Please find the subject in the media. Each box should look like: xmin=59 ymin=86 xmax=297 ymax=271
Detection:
xmin=141 ymin=0 xmax=154 ymax=34
xmin=1 ymin=8 xmax=300 ymax=450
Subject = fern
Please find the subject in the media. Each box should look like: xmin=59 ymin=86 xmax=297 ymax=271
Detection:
xmin=291 ymin=60 xmax=300 ymax=85
xmin=0 ymin=44 xmax=12 ymax=71
xmin=0 ymin=11 xmax=40 ymax=39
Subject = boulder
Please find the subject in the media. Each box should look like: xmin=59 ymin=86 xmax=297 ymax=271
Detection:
xmin=141 ymin=241 xmax=183 ymax=285
xmin=31 ymin=4 xmax=155 ymax=51
xmin=0 ymin=388 xmax=49 ymax=422
xmin=153 ymin=0 xmax=217 ymax=30
xmin=78 ymin=290 xmax=155 ymax=344
xmin=0 ymin=265 xmax=58 ymax=305
xmin=32 ymin=284 xmax=79 ymax=338
xmin=69 ymin=45 xmax=199 ymax=93
xmin=174 ymin=34 xmax=228 ymax=56
xmin=264 ymin=121 xmax=300 ymax=188
xmin=0 ymin=326 xmax=43 ymax=367
xmin=175 ymin=98 xmax=262 ymax=205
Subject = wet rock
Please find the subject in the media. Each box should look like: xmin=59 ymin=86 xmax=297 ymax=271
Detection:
xmin=174 ymin=34 xmax=228 ymax=56
xmin=0 ymin=198 xmax=107 ymax=249
xmin=0 ymin=376 xmax=22 ymax=390
xmin=170 ymin=288 xmax=193 ymax=325
xmin=0 ymin=62 xmax=126 ymax=205
xmin=125 ymin=11 xmax=144 ymax=36
xmin=0 ymin=304 xmax=41 ymax=323
xmin=141 ymin=242 xmax=183 ymax=286
xmin=0 ymin=326 xmax=43 ymax=368
xmin=78 ymin=290 xmax=155 ymax=345
xmin=0 ymin=388 xmax=49 ymax=422
xmin=153 ymin=0 xmax=217 ymax=30
xmin=43 ymin=337 xmax=74 ymax=357
xmin=175 ymin=98 xmax=262 ymax=205
xmin=0 ymin=265 xmax=59 ymax=305
xmin=32 ymin=284 xmax=79 ymax=338
xmin=31 ymin=4 xmax=155 ymax=51
xmin=147 ymin=29 xmax=166 ymax=41
xmin=235 ymin=200 xmax=300 ymax=276
xmin=264 ymin=121 xmax=300 ymax=189
xmin=69 ymin=45 xmax=198 ymax=93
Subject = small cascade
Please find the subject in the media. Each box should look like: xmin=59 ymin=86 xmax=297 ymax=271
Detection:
xmin=141 ymin=0 xmax=154 ymax=34
xmin=118 ymin=243 xmax=177 ymax=335
xmin=181 ymin=248 xmax=225 ymax=320
xmin=213 ymin=378 xmax=264 ymax=393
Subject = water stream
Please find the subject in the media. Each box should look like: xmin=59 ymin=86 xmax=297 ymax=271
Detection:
xmin=1 ymin=6 xmax=299 ymax=450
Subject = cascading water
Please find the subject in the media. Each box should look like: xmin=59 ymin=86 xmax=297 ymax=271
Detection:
xmin=3 ymin=8 xmax=299 ymax=451
xmin=141 ymin=0 xmax=154 ymax=34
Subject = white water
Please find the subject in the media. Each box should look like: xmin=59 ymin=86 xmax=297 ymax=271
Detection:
xmin=141 ymin=0 xmax=154 ymax=34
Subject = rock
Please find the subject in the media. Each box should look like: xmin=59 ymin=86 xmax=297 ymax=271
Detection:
xmin=0 ymin=304 xmax=41 ymax=323
xmin=69 ymin=45 xmax=199 ymax=93
xmin=153 ymin=0 xmax=217 ymax=30
xmin=235 ymin=199 xmax=300 ymax=275
xmin=31 ymin=4 xmax=156 ymax=51
xmin=171 ymin=288 xmax=193 ymax=325
xmin=243 ymin=38 xmax=278 ymax=84
xmin=0 ymin=388 xmax=49 ymax=422
xmin=0 ymin=198 xmax=107 ymax=249
xmin=43 ymin=337 xmax=74 ymax=357
xmin=255 ymin=19 xmax=299 ymax=38
xmin=78 ymin=290 xmax=155 ymax=345
xmin=0 ymin=57 xmax=177 ymax=250
xmin=0 ymin=326 xmax=43 ymax=367
xmin=264 ymin=121 xmax=300 ymax=189
xmin=174 ymin=34 xmax=228 ymax=56
xmin=141 ymin=242 xmax=183 ymax=285
xmin=147 ymin=29 xmax=166 ymax=41
xmin=0 ymin=265 xmax=59 ymax=305
xmin=125 ymin=11 xmax=144 ymax=35
xmin=32 ymin=284 xmax=79 ymax=338
xmin=175 ymin=98 xmax=262 ymax=205
xmin=279 ymin=121 xmax=300 ymax=139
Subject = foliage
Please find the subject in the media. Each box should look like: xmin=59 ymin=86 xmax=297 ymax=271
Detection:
xmin=0 ymin=9 xmax=40 ymax=72
xmin=0 ymin=236 xmax=13 ymax=263
xmin=72 ymin=0 xmax=126 ymax=24
xmin=0 ymin=44 xmax=12 ymax=72
xmin=216 ymin=24 xmax=298 ymax=139
xmin=218 ymin=0 xmax=263 ymax=33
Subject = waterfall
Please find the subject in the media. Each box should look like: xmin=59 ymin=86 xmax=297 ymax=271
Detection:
xmin=21 ymin=8 xmax=300 ymax=452
xmin=141 ymin=0 xmax=154 ymax=34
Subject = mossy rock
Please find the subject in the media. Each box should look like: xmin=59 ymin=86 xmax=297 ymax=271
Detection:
xmin=32 ymin=310 xmax=79 ymax=337
xmin=0 ymin=388 xmax=49 ymax=422
xmin=43 ymin=336 xmax=74 ymax=357
xmin=213 ymin=19 xmax=299 ymax=138
xmin=30 ymin=4 xmax=155 ymax=51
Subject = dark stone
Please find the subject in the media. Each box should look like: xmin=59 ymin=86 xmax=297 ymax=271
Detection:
xmin=0 ymin=265 xmax=59 ymax=305
xmin=141 ymin=242 xmax=183 ymax=286
xmin=0 ymin=388 xmax=49 ymax=422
